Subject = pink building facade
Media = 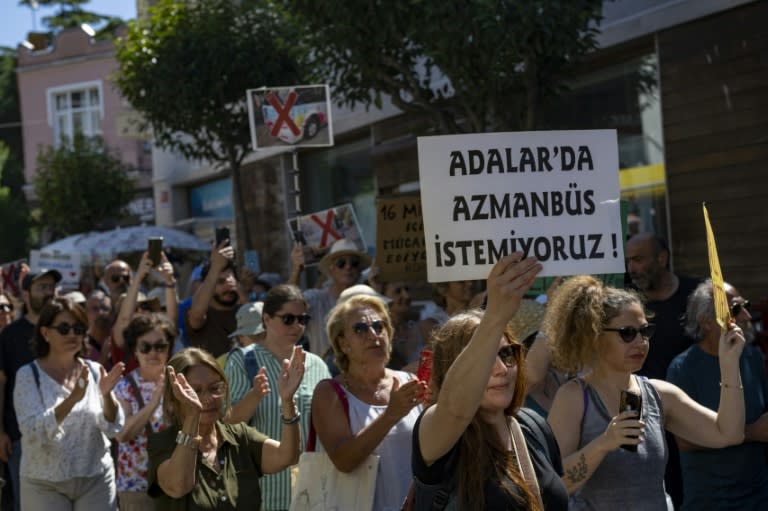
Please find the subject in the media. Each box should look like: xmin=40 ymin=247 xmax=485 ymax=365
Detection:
xmin=16 ymin=27 xmax=152 ymax=218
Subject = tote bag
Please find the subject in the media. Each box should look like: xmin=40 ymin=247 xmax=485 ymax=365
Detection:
xmin=290 ymin=379 xmax=379 ymax=511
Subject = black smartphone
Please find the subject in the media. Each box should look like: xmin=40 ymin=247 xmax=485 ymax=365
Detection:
xmin=148 ymin=237 xmax=163 ymax=266
xmin=292 ymin=229 xmax=306 ymax=245
xmin=215 ymin=227 xmax=230 ymax=247
xmin=619 ymin=389 xmax=642 ymax=452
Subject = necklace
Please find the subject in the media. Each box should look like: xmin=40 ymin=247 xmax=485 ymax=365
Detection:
xmin=343 ymin=374 xmax=388 ymax=402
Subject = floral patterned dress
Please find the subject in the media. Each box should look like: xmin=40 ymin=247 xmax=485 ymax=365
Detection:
xmin=113 ymin=369 xmax=169 ymax=492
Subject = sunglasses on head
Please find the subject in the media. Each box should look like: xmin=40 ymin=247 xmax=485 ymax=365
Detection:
xmin=352 ymin=320 xmax=387 ymax=336
xmin=51 ymin=322 xmax=87 ymax=336
xmin=0 ymin=303 xmax=13 ymax=312
xmin=274 ymin=313 xmax=311 ymax=326
xmin=110 ymin=274 xmax=130 ymax=284
xmin=731 ymin=300 xmax=751 ymax=317
xmin=334 ymin=256 xmax=361 ymax=270
xmin=138 ymin=341 xmax=170 ymax=354
xmin=497 ymin=344 xmax=520 ymax=367
xmin=604 ymin=324 xmax=656 ymax=343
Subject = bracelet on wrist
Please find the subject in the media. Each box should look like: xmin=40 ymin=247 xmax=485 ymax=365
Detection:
xmin=281 ymin=411 xmax=301 ymax=425
xmin=175 ymin=430 xmax=202 ymax=448
xmin=720 ymin=381 xmax=743 ymax=390
xmin=163 ymin=280 xmax=177 ymax=288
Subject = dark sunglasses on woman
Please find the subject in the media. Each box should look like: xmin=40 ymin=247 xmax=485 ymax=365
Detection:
xmin=138 ymin=341 xmax=170 ymax=354
xmin=352 ymin=320 xmax=387 ymax=335
xmin=51 ymin=322 xmax=87 ymax=336
xmin=0 ymin=303 xmax=12 ymax=312
xmin=603 ymin=324 xmax=656 ymax=343
xmin=275 ymin=313 xmax=311 ymax=326
xmin=497 ymin=344 xmax=521 ymax=367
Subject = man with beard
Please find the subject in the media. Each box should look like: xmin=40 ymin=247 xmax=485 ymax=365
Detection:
xmin=289 ymin=238 xmax=371 ymax=357
xmin=725 ymin=282 xmax=756 ymax=344
xmin=186 ymin=241 xmax=239 ymax=357
xmin=625 ymin=232 xmax=699 ymax=510
xmin=101 ymin=259 xmax=132 ymax=306
xmin=0 ymin=269 xmax=60 ymax=511
xmin=83 ymin=290 xmax=114 ymax=367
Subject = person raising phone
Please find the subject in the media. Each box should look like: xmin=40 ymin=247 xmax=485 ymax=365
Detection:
xmin=545 ymin=276 xmax=746 ymax=510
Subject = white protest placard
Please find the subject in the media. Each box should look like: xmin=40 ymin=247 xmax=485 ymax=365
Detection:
xmin=418 ymin=130 xmax=624 ymax=282
xmin=29 ymin=250 xmax=81 ymax=290
xmin=287 ymin=204 xmax=366 ymax=266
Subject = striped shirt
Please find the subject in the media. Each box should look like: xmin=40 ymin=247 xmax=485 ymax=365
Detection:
xmin=225 ymin=343 xmax=331 ymax=511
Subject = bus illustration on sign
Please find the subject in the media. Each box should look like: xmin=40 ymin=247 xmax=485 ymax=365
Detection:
xmin=248 ymin=84 xmax=334 ymax=149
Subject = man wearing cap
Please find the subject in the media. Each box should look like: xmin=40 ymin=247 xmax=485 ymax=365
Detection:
xmin=216 ymin=302 xmax=267 ymax=368
xmin=289 ymin=238 xmax=371 ymax=357
xmin=186 ymin=241 xmax=240 ymax=358
xmin=0 ymin=269 xmax=60 ymax=511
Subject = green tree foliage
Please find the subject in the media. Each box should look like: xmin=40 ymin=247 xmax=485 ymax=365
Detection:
xmin=114 ymin=0 xmax=301 ymax=250
xmin=0 ymin=47 xmax=31 ymax=259
xmin=284 ymin=0 xmax=603 ymax=133
xmin=0 ymin=142 xmax=31 ymax=261
xmin=33 ymin=133 xmax=135 ymax=237
xmin=18 ymin=0 xmax=122 ymax=39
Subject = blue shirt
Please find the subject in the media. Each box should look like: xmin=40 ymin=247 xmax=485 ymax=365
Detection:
xmin=667 ymin=344 xmax=768 ymax=510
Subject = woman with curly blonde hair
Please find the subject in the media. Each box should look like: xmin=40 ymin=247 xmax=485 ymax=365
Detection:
xmin=413 ymin=254 xmax=567 ymax=510
xmin=545 ymin=275 xmax=746 ymax=510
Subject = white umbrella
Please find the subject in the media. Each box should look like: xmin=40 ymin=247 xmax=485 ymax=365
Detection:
xmin=41 ymin=225 xmax=209 ymax=257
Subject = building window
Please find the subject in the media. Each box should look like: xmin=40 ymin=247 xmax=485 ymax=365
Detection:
xmin=541 ymin=53 xmax=667 ymax=241
xmin=47 ymin=81 xmax=103 ymax=146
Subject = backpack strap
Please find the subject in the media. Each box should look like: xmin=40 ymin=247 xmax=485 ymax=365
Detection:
xmin=306 ymin=378 xmax=349 ymax=452
xmin=126 ymin=372 xmax=155 ymax=439
xmin=243 ymin=348 xmax=260 ymax=382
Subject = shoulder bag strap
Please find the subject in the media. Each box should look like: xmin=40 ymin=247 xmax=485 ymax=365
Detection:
xmin=306 ymin=378 xmax=350 ymax=452
xmin=29 ymin=362 xmax=45 ymax=404
xmin=126 ymin=372 xmax=154 ymax=439
xmin=509 ymin=417 xmax=544 ymax=510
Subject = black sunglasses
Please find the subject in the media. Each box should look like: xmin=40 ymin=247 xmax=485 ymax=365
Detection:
xmin=110 ymin=274 xmax=130 ymax=283
xmin=352 ymin=320 xmax=387 ymax=335
xmin=274 ymin=313 xmax=311 ymax=326
xmin=604 ymin=324 xmax=656 ymax=343
xmin=138 ymin=302 xmax=155 ymax=312
xmin=731 ymin=301 xmax=751 ymax=317
xmin=51 ymin=322 xmax=87 ymax=336
xmin=334 ymin=256 xmax=361 ymax=270
xmin=497 ymin=344 xmax=520 ymax=367
xmin=0 ymin=303 xmax=13 ymax=312
xmin=138 ymin=341 xmax=170 ymax=354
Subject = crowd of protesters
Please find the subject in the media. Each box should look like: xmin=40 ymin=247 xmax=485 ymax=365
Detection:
xmin=0 ymin=232 xmax=764 ymax=510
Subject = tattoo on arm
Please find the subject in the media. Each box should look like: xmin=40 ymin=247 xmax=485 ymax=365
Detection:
xmin=565 ymin=453 xmax=588 ymax=483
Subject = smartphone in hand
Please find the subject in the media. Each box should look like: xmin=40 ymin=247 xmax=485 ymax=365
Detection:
xmin=619 ymin=389 xmax=642 ymax=452
xmin=215 ymin=227 xmax=230 ymax=247
xmin=148 ymin=237 xmax=163 ymax=266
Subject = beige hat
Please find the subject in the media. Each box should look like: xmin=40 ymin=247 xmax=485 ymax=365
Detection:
xmin=116 ymin=292 xmax=162 ymax=313
xmin=338 ymin=284 xmax=392 ymax=305
xmin=63 ymin=291 xmax=87 ymax=305
xmin=318 ymin=238 xmax=372 ymax=275
xmin=229 ymin=301 xmax=265 ymax=338
xmin=508 ymin=299 xmax=546 ymax=343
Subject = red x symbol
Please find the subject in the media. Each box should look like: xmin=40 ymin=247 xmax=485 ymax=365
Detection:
xmin=1 ymin=264 xmax=18 ymax=294
xmin=266 ymin=91 xmax=300 ymax=137
xmin=310 ymin=210 xmax=342 ymax=247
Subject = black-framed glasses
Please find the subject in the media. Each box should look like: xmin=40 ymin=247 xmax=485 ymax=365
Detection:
xmin=352 ymin=320 xmax=387 ymax=336
xmin=275 ymin=313 xmax=311 ymax=326
xmin=603 ymin=324 xmax=656 ymax=343
xmin=334 ymin=256 xmax=361 ymax=270
xmin=497 ymin=344 xmax=521 ymax=367
xmin=731 ymin=300 xmax=751 ymax=317
xmin=51 ymin=322 xmax=87 ymax=336
xmin=0 ymin=303 xmax=13 ymax=312
xmin=110 ymin=274 xmax=130 ymax=284
xmin=138 ymin=341 xmax=170 ymax=354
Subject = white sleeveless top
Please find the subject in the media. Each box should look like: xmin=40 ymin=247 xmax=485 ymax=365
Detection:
xmin=317 ymin=371 xmax=421 ymax=511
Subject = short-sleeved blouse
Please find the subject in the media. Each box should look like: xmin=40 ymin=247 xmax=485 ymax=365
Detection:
xmin=147 ymin=421 xmax=267 ymax=511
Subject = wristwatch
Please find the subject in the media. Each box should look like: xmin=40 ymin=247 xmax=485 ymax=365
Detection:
xmin=176 ymin=430 xmax=201 ymax=448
